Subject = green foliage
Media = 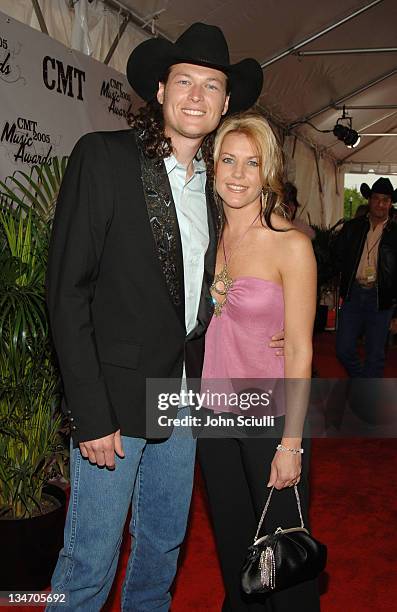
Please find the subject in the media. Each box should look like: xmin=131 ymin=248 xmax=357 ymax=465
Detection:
xmin=344 ymin=187 xmax=366 ymax=220
xmin=0 ymin=160 xmax=68 ymax=518
xmin=311 ymin=220 xmax=344 ymax=298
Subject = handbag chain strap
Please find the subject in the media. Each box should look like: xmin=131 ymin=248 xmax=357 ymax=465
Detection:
xmin=254 ymin=485 xmax=305 ymax=543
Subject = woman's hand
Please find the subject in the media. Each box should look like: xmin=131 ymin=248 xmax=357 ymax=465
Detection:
xmin=267 ymin=448 xmax=301 ymax=490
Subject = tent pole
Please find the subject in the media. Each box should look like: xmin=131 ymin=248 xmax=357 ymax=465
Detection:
xmin=323 ymin=110 xmax=397 ymax=152
xmin=260 ymin=0 xmax=383 ymax=68
xmin=341 ymin=120 xmax=397 ymax=161
xmin=31 ymin=0 xmax=48 ymax=35
xmin=313 ymin=149 xmax=323 ymax=194
xmin=343 ymin=162 xmax=397 ymax=173
xmin=334 ymin=165 xmax=340 ymax=196
xmin=256 ymin=105 xmax=339 ymax=167
xmin=101 ymin=0 xmax=171 ymax=41
xmin=298 ymin=47 xmax=397 ymax=56
xmin=104 ymin=13 xmax=130 ymax=65
xmin=335 ymin=105 xmax=397 ymax=110
xmin=289 ymin=67 xmax=397 ymax=127
xmin=358 ymin=110 xmax=397 ymax=132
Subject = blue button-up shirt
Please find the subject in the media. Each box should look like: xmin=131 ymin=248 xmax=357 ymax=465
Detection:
xmin=164 ymin=154 xmax=209 ymax=336
xmin=164 ymin=154 xmax=209 ymax=395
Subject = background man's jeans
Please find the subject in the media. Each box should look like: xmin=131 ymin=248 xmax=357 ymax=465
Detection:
xmin=47 ymin=407 xmax=196 ymax=612
xmin=336 ymin=283 xmax=393 ymax=377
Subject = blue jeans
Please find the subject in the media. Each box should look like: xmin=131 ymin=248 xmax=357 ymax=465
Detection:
xmin=47 ymin=407 xmax=196 ymax=611
xmin=336 ymin=283 xmax=393 ymax=378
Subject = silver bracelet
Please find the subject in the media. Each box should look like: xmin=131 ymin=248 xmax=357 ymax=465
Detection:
xmin=276 ymin=443 xmax=304 ymax=455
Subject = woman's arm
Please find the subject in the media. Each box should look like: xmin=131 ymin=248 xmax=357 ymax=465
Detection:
xmin=283 ymin=230 xmax=316 ymax=377
xmin=268 ymin=231 xmax=317 ymax=489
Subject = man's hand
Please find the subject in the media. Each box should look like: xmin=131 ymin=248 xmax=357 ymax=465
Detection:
xmin=269 ymin=329 xmax=285 ymax=356
xmin=390 ymin=318 xmax=397 ymax=334
xmin=79 ymin=429 xmax=125 ymax=469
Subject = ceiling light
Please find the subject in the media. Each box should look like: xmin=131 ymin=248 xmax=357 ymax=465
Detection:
xmin=333 ymin=105 xmax=360 ymax=148
xmin=333 ymin=123 xmax=360 ymax=148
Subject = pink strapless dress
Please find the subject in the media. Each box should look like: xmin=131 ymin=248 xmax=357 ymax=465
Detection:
xmin=202 ymin=277 xmax=285 ymax=415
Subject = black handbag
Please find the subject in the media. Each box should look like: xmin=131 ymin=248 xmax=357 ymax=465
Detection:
xmin=241 ymin=485 xmax=327 ymax=594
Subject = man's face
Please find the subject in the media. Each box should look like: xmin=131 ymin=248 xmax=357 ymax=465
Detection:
xmin=368 ymin=192 xmax=392 ymax=222
xmin=157 ymin=63 xmax=229 ymax=143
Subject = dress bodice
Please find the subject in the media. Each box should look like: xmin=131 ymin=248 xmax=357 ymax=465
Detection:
xmin=201 ymin=277 xmax=285 ymax=416
xmin=203 ymin=277 xmax=285 ymax=380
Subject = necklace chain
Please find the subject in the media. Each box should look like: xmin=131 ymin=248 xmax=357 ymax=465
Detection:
xmin=222 ymin=211 xmax=261 ymax=267
xmin=211 ymin=212 xmax=261 ymax=317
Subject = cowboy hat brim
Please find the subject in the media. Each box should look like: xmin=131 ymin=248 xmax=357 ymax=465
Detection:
xmin=361 ymin=181 xmax=397 ymax=203
xmin=126 ymin=37 xmax=263 ymax=114
xmin=360 ymin=183 xmax=371 ymax=199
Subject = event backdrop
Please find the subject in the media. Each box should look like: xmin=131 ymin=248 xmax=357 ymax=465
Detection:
xmin=0 ymin=9 xmax=139 ymax=181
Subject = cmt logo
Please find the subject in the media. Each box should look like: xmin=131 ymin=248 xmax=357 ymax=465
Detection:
xmin=42 ymin=56 xmax=85 ymax=100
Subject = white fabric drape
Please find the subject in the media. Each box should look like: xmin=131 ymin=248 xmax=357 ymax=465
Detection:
xmin=71 ymin=0 xmax=92 ymax=55
xmin=0 ymin=0 xmax=148 ymax=73
xmin=284 ymin=136 xmax=344 ymax=227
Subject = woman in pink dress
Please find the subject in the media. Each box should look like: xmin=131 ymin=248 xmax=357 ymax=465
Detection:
xmin=198 ymin=113 xmax=319 ymax=611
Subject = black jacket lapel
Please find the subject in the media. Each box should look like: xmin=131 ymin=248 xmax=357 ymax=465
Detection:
xmin=137 ymin=138 xmax=185 ymax=329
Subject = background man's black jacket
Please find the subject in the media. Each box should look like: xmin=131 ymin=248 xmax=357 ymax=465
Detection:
xmin=333 ymin=215 xmax=397 ymax=310
xmin=46 ymin=129 xmax=218 ymax=444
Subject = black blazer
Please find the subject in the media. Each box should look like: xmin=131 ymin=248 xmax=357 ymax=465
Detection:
xmin=46 ymin=129 xmax=218 ymax=444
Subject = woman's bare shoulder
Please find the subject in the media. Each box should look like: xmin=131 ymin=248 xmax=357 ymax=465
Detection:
xmin=268 ymin=214 xmax=311 ymax=247
xmin=267 ymin=217 xmax=314 ymax=264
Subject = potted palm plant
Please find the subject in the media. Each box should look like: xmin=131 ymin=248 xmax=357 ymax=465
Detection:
xmin=0 ymin=159 xmax=69 ymax=589
xmin=311 ymin=219 xmax=343 ymax=332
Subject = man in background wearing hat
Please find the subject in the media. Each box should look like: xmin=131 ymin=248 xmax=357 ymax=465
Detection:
xmin=45 ymin=23 xmax=278 ymax=611
xmin=283 ymin=181 xmax=315 ymax=239
xmin=334 ymin=177 xmax=397 ymax=378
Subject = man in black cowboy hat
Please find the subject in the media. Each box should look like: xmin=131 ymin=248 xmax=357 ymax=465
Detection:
xmin=46 ymin=23 xmax=283 ymax=610
xmin=334 ymin=177 xmax=397 ymax=378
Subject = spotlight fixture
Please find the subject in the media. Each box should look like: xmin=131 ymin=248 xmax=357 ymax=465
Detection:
xmin=333 ymin=106 xmax=360 ymax=148
xmin=289 ymin=106 xmax=361 ymax=148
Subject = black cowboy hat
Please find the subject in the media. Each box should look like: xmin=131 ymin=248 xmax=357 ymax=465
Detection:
xmin=360 ymin=177 xmax=397 ymax=203
xmin=126 ymin=22 xmax=263 ymax=114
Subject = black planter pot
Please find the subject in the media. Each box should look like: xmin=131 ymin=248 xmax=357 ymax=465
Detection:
xmin=0 ymin=484 xmax=66 ymax=590
xmin=314 ymin=304 xmax=328 ymax=332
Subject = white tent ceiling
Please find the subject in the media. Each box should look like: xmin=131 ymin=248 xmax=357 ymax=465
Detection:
xmin=117 ymin=0 xmax=397 ymax=174
xmin=2 ymin=0 xmax=396 ymax=224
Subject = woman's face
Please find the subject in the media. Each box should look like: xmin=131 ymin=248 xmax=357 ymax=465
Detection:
xmin=215 ymin=131 xmax=262 ymax=210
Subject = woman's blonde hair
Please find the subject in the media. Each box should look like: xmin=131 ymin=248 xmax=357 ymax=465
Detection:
xmin=213 ymin=112 xmax=285 ymax=230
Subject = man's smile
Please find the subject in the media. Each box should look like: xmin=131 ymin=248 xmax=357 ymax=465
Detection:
xmin=181 ymin=108 xmax=206 ymax=116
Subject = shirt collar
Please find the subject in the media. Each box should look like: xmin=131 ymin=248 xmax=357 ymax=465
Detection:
xmin=367 ymin=215 xmax=389 ymax=232
xmin=164 ymin=153 xmax=206 ymax=176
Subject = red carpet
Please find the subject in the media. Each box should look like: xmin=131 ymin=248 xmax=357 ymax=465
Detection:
xmin=105 ymin=333 xmax=397 ymax=611
xmin=5 ymin=332 xmax=397 ymax=611
xmin=103 ymin=441 xmax=397 ymax=612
